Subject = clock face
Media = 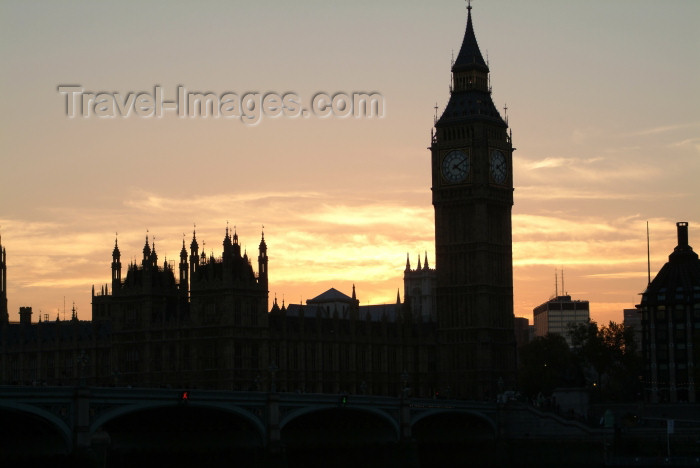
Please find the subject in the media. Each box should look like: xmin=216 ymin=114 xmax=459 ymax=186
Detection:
xmin=441 ymin=150 xmax=470 ymax=183
xmin=490 ymin=149 xmax=507 ymax=184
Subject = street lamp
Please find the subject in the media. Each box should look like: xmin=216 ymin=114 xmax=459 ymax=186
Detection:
xmin=401 ymin=370 xmax=409 ymax=398
xmin=269 ymin=362 xmax=278 ymax=393
xmin=76 ymin=350 xmax=89 ymax=387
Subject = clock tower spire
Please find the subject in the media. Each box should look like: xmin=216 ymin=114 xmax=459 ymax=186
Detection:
xmin=431 ymin=4 xmax=515 ymax=399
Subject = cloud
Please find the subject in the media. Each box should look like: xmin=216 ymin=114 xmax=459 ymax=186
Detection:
xmin=624 ymin=121 xmax=700 ymax=137
xmin=583 ymin=271 xmax=650 ymax=280
xmin=521 ymin=156 xmax=603 ymax=171
xmin=669 ymin=137 xmax=700 ymax=153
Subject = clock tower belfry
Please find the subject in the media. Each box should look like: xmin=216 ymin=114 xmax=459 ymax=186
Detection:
xmin=431 ymin=4 xmax=515 ymax=399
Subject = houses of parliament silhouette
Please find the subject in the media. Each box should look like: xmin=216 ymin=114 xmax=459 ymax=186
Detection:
xmin=0 ymin=6 xmax=517 ymax=400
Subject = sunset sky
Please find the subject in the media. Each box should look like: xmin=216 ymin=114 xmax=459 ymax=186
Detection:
xmin=1 ymin=1 xmax=698 ymax=325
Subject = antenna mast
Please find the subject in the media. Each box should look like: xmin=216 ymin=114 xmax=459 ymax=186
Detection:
xmin=647 ymin=221 xmax=651 ymax=286
xmin=561 ymin=268 xmax=565 ymax=296
xmin=554 ymin=269 xmax=558 ymax=297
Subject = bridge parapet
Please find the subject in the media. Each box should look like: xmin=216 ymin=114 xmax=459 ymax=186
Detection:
xmin=0 ymin=385 xmax=602 ymax=461
xmin=500 ymin=403 xmax=596 ymax=439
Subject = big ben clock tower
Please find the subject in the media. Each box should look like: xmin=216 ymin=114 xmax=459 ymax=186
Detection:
xmin=431 ymin=4 xmax=515 ymax=399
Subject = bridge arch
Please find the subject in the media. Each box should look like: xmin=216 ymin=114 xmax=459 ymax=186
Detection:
xmin=411 ymin=408 xmax=497 ymax=434
xmin=90 ymin=401 xmax=266 ymax=443
xmin=280 ymin=404 xmax=400 ymax=439
xmin=411 ymin=409 xmax=499 ymax=467
xmin=0 ymin=401 xmax=72 ymax=453
xmin=280 ymin=406 xmax=401 ymax=468
xmin=281 ymin=405 xmax=400 ymax=446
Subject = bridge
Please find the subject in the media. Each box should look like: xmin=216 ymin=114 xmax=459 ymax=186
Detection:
xmin=0 ymin=386 xmax=599 ymax=467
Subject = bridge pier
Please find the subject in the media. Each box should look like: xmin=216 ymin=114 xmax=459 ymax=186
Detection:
xmin=399 ymin=397 xmax=420 ymax=468
xmin=265 ymin=393 xmax=287 ymax=467
xmin=74 ymin=387 xmax=91 ymax=449
xmin=72 ymin=387 xmax=106 ymax=468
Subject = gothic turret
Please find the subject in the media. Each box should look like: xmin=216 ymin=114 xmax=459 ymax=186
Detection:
xmin=142 ymin=235 xmax=152 ymax=268
xmin=190 ymin=229 xmax=199 ymax=277
xmin=223 ymin=224 xmax=233 ymax=258
xmin=232 ymin=227 xmax=241 ymax=257
xmin=150 ymin=237 xmax=158 ymax=267
xmin=258 ymin=228 xmax=268 ymax=291
xmin=179 ymin=238 xmax=189 ymax=295
xmin=111 ymin=236 xmax=122 ymax=292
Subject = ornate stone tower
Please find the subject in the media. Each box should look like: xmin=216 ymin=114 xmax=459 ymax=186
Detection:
xmin=431 ymin=5 xmax=515 ymax=398
xmin=258 ymin=229 xmax=268 ymax=295
xmin=111 ymin=236 xmax=121 ymax=293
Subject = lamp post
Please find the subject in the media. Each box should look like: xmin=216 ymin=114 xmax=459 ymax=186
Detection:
xmin=401 ymin=370 xmax=409 ymax=398
xmin=76 ymin=350 xmax=89 ymax=387
xmin=269 ymin=362 xmax=278 ymax=393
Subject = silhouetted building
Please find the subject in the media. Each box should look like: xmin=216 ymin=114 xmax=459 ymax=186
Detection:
xmin=623 ymin=308 xmax=642 ymax=354
xmin=0 ymin=304 xmax=111 ymax=386
xmin=0 ymin=6 xmax=517 ymax=399
xmin=404 ymin=253 xmax=436 ymax=321
xmin=514 ymin=317 xmax=531 ymax=349
xmin=639 ymin=222 xmax=700 ymax=403
xmin=91 ymin=229 xmax=269 ymax=389
xmin=0 ymin=229 xmax=438 ymax=395
xmin=431 ymin=3 xmax=516 ymax=398
xmin=533 ymin=295 xmax=590 ymax=347
xmin=269 ymin=286 xmax=435 ymax=396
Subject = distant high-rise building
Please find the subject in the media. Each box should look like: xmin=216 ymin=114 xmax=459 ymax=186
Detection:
xmin=638 ymin=222 xmax=700 ymax=403
xmin=623 ymin=308 xmax=642 ymax=354
xmin=533 ymin=295 xmax=590 ymax=347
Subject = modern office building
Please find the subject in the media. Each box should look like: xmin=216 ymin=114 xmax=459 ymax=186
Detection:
xmin=533 ymin=295 xmax=590 ymax=346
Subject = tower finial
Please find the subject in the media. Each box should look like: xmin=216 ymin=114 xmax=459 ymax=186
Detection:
xmin=467 ymin=0 xmax=472 ymax=12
